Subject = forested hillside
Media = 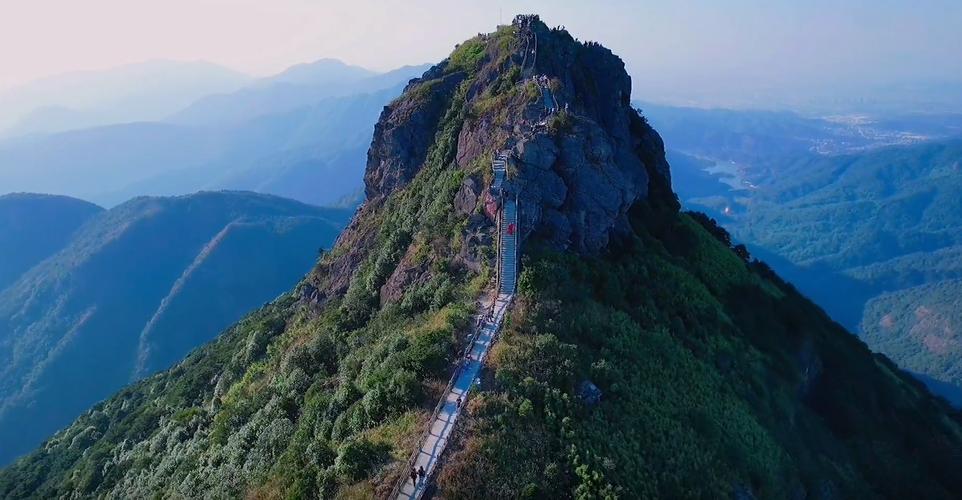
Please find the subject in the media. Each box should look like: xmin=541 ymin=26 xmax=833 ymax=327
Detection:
xmin=0 ymin=191 xmax=350 ymax=465
xmin=655 ymin=108 xmax=962 ymax=405
xmin=0 ymin=193 xmax=102 ymax=289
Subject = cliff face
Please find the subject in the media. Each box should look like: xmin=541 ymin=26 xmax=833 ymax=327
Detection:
xmin=390 ymin=19 xmax=671 ymax=253
xmin=364 ymin=66 xmax=468 ymax=203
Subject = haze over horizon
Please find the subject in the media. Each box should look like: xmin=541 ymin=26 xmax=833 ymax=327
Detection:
xmin=2 ymin=0 xmax=961 ymax=112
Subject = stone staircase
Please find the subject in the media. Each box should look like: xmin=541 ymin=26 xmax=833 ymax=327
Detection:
xmin=492 ymin=153 xmax=507 ymax=192
xmin=390 ymin=151 xmax=519 ymax=500
xmin=499 ymin=196 xmax=518 ymax=294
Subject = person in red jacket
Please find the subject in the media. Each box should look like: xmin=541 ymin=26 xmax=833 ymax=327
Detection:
xmin=507 ymin=223 xmax=516 ymax=236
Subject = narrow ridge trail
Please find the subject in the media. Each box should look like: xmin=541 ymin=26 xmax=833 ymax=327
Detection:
xmin=393 ymin=152 xmax=518 ymax=500
xmin=392 ymin=19 xmax=554 ymax=497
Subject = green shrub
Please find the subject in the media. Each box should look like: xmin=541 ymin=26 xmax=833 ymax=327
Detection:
xmin=448 ymin=38 xmax=487 ymax=73
xmin=335 ymin=438 xmax=387 ymax=481
xmin=548 ymin=110 xmax=573 ymax=134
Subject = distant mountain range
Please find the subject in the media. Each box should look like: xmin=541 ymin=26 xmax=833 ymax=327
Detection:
xmin=0 ymin=60 xmax=431 ymax=207
xmin=169 ymin=61 xmax=427 ymax=127
xmin=646 ymin=104 xmax=962 ymax=405
xmin=0 ymin=60 xmax=251 ymax=137
xmin=0 ymin=191 xmax=351 ymax=465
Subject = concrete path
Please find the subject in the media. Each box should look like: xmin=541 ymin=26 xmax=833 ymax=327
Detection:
xmin=395 ymin=292 xmax=513 ymax=500
xmin=393 ymin=152 xmax=519 ymax=500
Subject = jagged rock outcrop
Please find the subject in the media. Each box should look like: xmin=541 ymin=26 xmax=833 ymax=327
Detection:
xmin=363 ymin=69 xmax=467 ymax=202
xmin=455 ymin=18 xmax=673 ymax=252
xmin=505 ymin=21 xmax=672 ymax=252
xmin=308 ymin=15 xmax=674 ymax=305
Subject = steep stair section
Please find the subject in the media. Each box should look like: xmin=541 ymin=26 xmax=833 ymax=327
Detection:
xmin=392 ymin=153 xmax=519 ymax=500
xmin=492 ymin=153 xmax=507 ymax=192
xmin=499 ymin=196 xmax=518 ymax=294
xmin=531 ymin=72 xmax=559 ymax=114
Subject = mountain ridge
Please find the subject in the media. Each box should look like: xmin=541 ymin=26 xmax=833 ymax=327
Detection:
xmin=0 ymin=193 xmax=103 ymax=289
xmin=168 ymin=62 xmax=430 ymax=127
xmin=0 ymin=68 xmax=428 ymax=207
xmin=0 ymin=190 xmax=351 ymax=466
xmin=0 ymin=60 xmax=251 ymax=137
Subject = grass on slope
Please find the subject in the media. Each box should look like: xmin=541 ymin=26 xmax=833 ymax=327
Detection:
xmin=437 ymin=204 xmax=962 ymax=499
xmin=0 ymin=54 xmax=495 ymax=498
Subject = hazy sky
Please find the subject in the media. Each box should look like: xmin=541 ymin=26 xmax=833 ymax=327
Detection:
xmin=3 ymin=0 xmax=961 ymax=106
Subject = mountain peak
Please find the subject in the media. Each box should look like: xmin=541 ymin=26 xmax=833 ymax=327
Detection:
xmin=264 ymin=58 xmax=376 ymax=86
xmin=362 ymin=14 xmax=672 ymax=254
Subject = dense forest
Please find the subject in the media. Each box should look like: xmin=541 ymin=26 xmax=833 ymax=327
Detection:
xmin=439 ymin=203 xmax=962 ymax=498
xmin=0 ymin=191 xmax=350 ymax=465
xmin=660 ymin=113 xmax=962 ymax=404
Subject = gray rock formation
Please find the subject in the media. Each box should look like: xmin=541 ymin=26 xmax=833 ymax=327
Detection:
xmin=364 ymin=68 xmax=466 ymax=202
xmin=307 ymin=15 xmax=676 ymax=305
xmin=468 ymin=18 xmax=673 ymax=252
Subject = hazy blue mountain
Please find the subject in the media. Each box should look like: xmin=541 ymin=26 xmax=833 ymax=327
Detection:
xmin=0 ymin=60 xmax=250 ymax=137
xmin=94 ymin=85 xmax=403 ymax=206
xmin=642 ymin=102 xmax=962 ymax=161
xmin=169 ymin=61 xmax=429 ymax=127
xmin=0 ymin=64 xmax=427 ymax=207
xmin=5 ymin=106 xmax=100 ymax=138
xmin=260 ymin=58 xmax=376 ymax=86
xmin=641 ymin=103 xmax=831 ymax=163
xmin=0 ymin=191 xmax=350 ymax=466
xmin=0 ymin=193 xmax=103 ymax=289
xmin=0 ymin=123 xmax=227 ymax=200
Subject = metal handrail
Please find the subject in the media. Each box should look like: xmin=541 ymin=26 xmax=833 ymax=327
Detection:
xmin=494 ymin=160 xmax=504 ymax=295
xmin=415 ymin=200 xmax=520 ymax=496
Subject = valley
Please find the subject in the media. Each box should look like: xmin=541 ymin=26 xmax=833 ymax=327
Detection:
xmin=647 ymin=105 xmax=962 ymax=405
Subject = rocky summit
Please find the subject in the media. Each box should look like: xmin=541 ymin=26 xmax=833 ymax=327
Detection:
xmin=308 ymin=14 xmax=675 ymax=308
xmin=3 ymin=15 xmax=962 ymax=500
xmin=366 ymin=16 xmax=669 ymax=254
